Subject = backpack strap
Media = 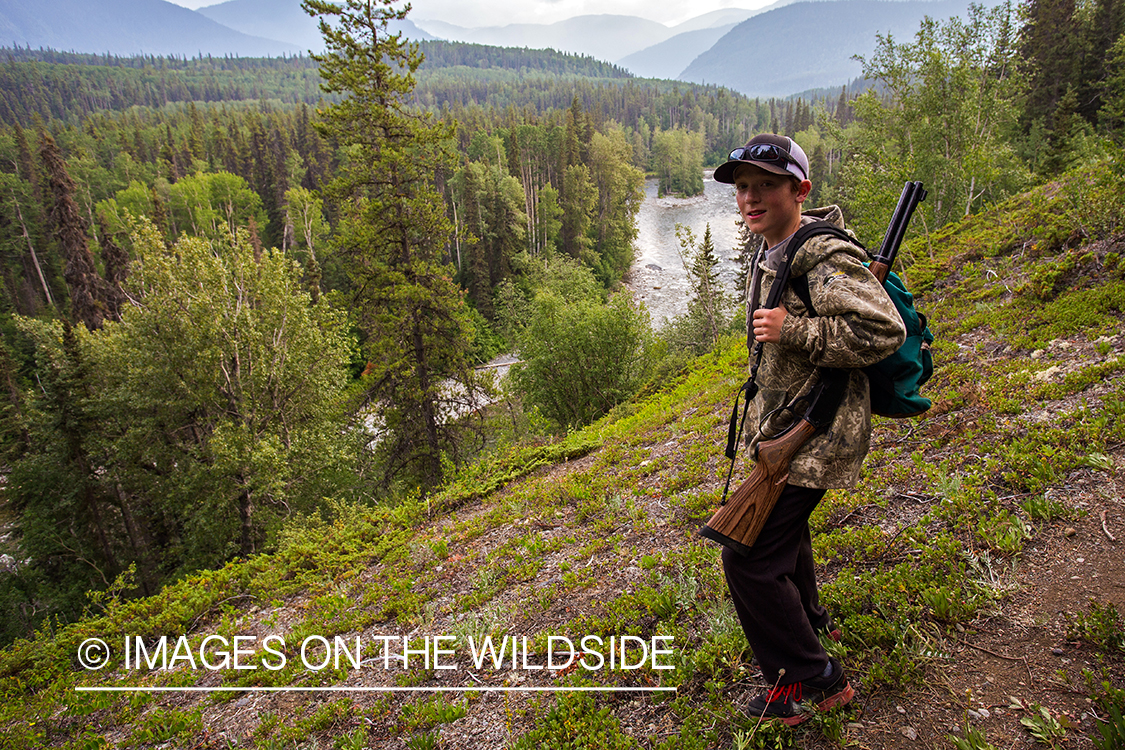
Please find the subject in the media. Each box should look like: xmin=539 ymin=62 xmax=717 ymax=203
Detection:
xmin=763 ymin=221 xmax=853 ymax=308
xmin=792 ymin=275 xmax=814 ymax=314
xmin=788 ymin=222 xmax=866 ymax=315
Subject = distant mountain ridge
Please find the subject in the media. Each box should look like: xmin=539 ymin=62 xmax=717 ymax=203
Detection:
xmin=414 ymin=14 xmax=675 ymax=63
xmin=411 ymin=8 xmax=788 ymax=71
xmin=617 ymin=25 xmax=738 ymax=81
xmin=0 ymin=0 xmax=299 ymax=56
xmin=198 ymin=0 xmax=434 ymax=53
xmin=680 ymin=0 xmax=1009 ymax=97
xmin=1 ymin=0 xmax=1011 ymax=98
xmin=615 ymin=0 xmax=802 ymax=78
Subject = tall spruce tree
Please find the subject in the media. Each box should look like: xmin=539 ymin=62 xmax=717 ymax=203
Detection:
xmin=39 ymin=134 xmax=114 ymax=330
xmin=1021 ymin=0 xmax=1080 ymax=134
xmin=1101 ymin=34 xmax=1125 ymax=140
xmin=305 ymin=0 xmax=483 ymax=490
xmin=674 ymin=223 xmax=730 ymax=352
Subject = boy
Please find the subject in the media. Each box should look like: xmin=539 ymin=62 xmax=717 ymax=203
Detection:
xmin=713 ymin=134 xmax=905 ymax=724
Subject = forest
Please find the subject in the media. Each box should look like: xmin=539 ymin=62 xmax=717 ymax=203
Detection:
xmin=0 ymin=0 xmax=1124 ymax=652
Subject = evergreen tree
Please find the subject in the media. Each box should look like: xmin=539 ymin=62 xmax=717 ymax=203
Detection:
xmin=94 ymin=212 xmax=128 ymax=323
xmin=1073 ymin=0 xmax=1125 ymax=124
xmin=450 ymin=160 xmax=527 ymax=319
xmin=1100 ymin=33 xmax=1125 ymax=141
xmin=39 ymin=133 xmax=113 ymax=330
xmin=560 ymin=163 xmax=597 ymax=264
xmin=672 ymin=223 xmax=730 ymax=353
xmin=835 ymin=87 xmax=852 ymax=127
xmin=0 ymin=168 xmax=56 ymax=315
xmin=305 ymin=0 xmax=485 ymax=490
xmin=1021 ymin=0 xmax=1080 ymax=134
xmin=808 ymin=145 xmax=829 ymax=205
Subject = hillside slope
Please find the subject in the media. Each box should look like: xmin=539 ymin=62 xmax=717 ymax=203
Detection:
xmin=2 ymin=172 xmax=1124 ymax=748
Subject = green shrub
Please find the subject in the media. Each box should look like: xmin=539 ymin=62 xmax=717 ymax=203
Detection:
xmin=513 ymin=692 xmax=639 ymax=749
xmin=513 ymin=291 xmax=660 ymax=430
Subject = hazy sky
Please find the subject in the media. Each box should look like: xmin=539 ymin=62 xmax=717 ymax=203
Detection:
xmin=168 ymin=0 xmax=775 ymax=28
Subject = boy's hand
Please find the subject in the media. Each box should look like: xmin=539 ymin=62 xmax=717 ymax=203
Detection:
xmin=752 ymin=304 xmax=787 ymax=343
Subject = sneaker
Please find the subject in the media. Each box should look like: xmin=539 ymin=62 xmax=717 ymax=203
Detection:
xmin=744 ymin=658 xmax=855 ymax=726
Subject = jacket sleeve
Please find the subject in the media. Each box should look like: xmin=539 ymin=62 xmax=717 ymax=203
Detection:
xmin=778 ymin=245 xmax=906 ymax=369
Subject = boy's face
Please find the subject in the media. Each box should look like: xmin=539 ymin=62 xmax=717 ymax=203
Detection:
xmin=733 ymin=163 xmax=812 ymax=247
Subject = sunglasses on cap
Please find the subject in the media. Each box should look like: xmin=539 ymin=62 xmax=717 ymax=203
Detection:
xmin=728 ymin=143 xmax=807 ymax=179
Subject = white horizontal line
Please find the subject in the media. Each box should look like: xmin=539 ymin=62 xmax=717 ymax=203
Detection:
xmin=75 ymin=686 xmax=676 ymax=693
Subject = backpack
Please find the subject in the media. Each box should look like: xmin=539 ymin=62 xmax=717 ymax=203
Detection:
xmin=786 ymin=222 xmax=934 ymax=418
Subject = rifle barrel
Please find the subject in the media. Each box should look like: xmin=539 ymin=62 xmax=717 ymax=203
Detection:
xmin=876 ymin=182 xmax=916 ymax=264
xmin=871 ymin=181 xmax=926 ymax=283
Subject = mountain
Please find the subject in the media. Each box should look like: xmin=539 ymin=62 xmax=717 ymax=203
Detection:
xmin=197 ymin=0 xmax=434 ymax=53
xmin=617 ymin=25 xmax=738 ymax=80
xmin=413 ymin=14 xmax=674 ymax=63
xmin=618 ymin=0 xmax=802 ymax=78
xmin=680 ymin=0 xmax=996 ymax=97
xmin=0 ymin=0 xmax=298 ymax=56
xmin=666 ymin=0 xmax=796 ymax=33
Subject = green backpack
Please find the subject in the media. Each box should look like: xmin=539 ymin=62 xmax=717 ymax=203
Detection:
xmin=862 ymin=268 xmax=934 ymax=417
xmin=789 ymin=223 xmax=934 ymax=418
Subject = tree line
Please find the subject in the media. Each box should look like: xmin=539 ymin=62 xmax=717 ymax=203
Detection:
xmin=1 ymin=42 xmax=840 ymax=173
xmin=0 ymin=9 xmax=748 ymax=646
xmin=0 ymin=43 xmax=626 ymax=128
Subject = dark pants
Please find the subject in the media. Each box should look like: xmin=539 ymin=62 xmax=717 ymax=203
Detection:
xmin=721 ymin=483 xmax=830 ymax=685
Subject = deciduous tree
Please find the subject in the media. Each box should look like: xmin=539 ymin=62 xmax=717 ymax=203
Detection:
xmin=513 ymin=289 xmax=657 ymax=430
xmin=5 ymin=223 xmax=357 ymax=634
xmin=587 ymin=128 xmax=645 ymax=285
xmin=842 ymin=3 xmax=1027 ymax=236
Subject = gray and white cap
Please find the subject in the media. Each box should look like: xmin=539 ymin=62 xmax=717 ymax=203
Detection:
xmin=714 ymin=134 xmax=810 ymax=184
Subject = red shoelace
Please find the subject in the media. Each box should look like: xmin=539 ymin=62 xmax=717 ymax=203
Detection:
xmin=766 ymin=682 xmax=802 ymax=704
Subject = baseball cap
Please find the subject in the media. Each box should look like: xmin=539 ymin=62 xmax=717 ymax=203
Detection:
xmin=713 ymin=134 xmax=809 ymax=184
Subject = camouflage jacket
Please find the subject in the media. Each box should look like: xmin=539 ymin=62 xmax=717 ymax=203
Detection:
xmin=745 ymin=205 xmax=906 ymax=489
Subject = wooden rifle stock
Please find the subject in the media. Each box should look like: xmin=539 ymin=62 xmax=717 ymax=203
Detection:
xmin=700 ymin=419 xmax=819 ymax=555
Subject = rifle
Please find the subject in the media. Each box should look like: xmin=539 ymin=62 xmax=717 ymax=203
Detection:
xmin=700 ymin=181 xmax=927 ymax=554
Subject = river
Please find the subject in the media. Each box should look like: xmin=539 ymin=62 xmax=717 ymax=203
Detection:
xmin=626 ymin=169 xmax=747 ymax=328
xmin=467 ymin=169 xmax=745 ymax=402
